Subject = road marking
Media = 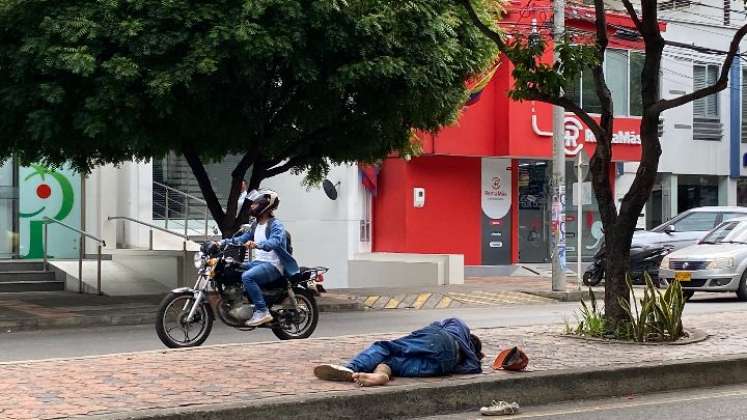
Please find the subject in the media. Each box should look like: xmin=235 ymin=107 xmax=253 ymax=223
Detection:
xmin=363 ymin=296 xmax=379 ymax=307
xmin=436 ymin=296 xmax=452 ymax=309
xmin=384 ymin=297 xmax=401 ymax=309
xmin=412 ymin=293 xmax=432 ymax=310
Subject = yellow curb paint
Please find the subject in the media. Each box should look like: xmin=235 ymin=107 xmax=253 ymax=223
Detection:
xmin=363 ymin=296 xmax=379 ymax=307
xmin=384 ymin=298 xmax=401 ymax=309
xmin=436 ymin=296 xmax=452 ymax=309
xmin=412 ymin=293 xmax=432 ymax=310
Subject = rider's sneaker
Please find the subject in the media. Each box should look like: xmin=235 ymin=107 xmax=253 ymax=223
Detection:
xmin=245 ymin=310 xmax=273 ymax=327
xmin=314 ymin=364 xmax=354 ymax=382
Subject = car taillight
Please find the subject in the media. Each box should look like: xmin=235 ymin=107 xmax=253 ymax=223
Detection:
xmin=316 ymin=273 xmax=325 ymax=283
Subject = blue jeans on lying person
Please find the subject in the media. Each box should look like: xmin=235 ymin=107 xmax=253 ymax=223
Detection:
xmin=345 ymin=325 xmax=459 ymax=377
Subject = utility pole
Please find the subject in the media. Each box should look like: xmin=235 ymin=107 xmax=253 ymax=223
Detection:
xmin=551 ymin=0 xmax=566 ymax=291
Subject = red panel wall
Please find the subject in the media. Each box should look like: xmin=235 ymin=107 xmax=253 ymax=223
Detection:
xmin=373 ymin=156 xmax=483 ymax=265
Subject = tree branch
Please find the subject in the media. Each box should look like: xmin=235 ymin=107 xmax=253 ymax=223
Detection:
xmin=654 ymin=23 xmax=747 ymax=114
xmin=264 ymin=155 xmax=308 ymax=179
xmin=225 ymin=148 xmax=259 ymax=220
xmin=523 ymin=92 xmax=605 ymax=140
xmin=182 ymin=147 xmax=225 ymax=226
xmin=459 ymin=0 xmax=507 ymax=51
xmin=621 ymin=0 xmax=642 ymax=33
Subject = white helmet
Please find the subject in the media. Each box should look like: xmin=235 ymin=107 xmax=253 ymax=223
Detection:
xmin=247 ymin=189 xmax=279 ymax=217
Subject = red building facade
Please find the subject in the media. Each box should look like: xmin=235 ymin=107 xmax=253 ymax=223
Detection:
xmin=372 ymin=1 xmax=655 ymax=266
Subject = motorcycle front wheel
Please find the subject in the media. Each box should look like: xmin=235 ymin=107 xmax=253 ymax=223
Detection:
xmin=155 ymin=291 xmax=214 ymax=348
xmin=271 ymin=288 xmax=319 ymax=340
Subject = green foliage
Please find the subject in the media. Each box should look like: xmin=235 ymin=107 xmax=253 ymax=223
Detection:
xmin=505 ymin=35 xmax=598 ymax=102
xmin=574 ymin=287 xmax=607 ymax=338
xmin=618 ymin=273 xmax=686 ymax=342
xmin=0 ymin=0 xmax=497 ymax=178
xmin=570 ymin=273 xmax=687 ymax=342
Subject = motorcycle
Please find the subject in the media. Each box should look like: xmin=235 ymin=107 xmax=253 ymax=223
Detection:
xmin=155 ymin=235 xmax=327 ymax=348
xmin=582 ymin=243 xmax=673 ymax=287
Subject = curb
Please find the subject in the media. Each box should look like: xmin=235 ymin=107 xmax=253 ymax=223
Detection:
xmin=85 ymin=354 xmax=747 ymax=420
xmin=522 ymin=289 xmax=590 ymax=302
xmin=0 ymin=301 xmax=364 ymax=333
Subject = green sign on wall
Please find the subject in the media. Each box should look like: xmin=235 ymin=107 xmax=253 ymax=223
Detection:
xmin=19 ymin=165 xmax=81 ymax=259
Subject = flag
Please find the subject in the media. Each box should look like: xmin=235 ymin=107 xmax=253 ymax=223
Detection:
xmin=465 ymin=61 xmax=501 ymax=106
xmin=359 ymin=163 xmax=380 ymax=196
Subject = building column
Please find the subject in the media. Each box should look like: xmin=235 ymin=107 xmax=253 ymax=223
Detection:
xmin=719 ymin=176 xmax=737 ymax=206
xmin=663 ymin=173 xmax=677 ymax=221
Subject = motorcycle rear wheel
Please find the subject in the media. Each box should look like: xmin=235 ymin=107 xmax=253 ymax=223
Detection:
xmin=156 ymin=292 xmax=214 ymax=348
xmin=271 ymin=289 xmax=319 ymax=340
xmin=582 ymin=270 xmax=603 ymax=286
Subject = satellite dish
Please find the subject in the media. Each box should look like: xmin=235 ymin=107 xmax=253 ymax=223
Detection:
xmin=322 ymin=179 xmax=339 ymax=200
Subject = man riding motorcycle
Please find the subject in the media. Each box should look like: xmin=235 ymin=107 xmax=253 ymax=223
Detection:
xmin=219 ymin=189 xmax=299 ymax=327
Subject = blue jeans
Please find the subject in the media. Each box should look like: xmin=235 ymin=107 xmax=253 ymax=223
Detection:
xmin=345 ymin=325 xmax=459 ymax=377
xmin=241 ymin=261 xmax=282 ymax=312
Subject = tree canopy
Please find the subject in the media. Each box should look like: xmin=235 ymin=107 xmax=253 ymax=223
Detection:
xmin=0 ymin=0 xmax=497 ymax=232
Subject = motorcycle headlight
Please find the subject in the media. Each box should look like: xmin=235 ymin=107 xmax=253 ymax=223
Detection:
xmin=706 ymin=257 xmax=735 ymax=270
xmin=659 ymin=256 xmax=670 ymax=270
xmin=194 ymin=252 xmax=204 ymax=269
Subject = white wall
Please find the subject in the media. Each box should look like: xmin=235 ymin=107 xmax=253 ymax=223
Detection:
xmin=261 ymin=164 xmax=366 ymax=289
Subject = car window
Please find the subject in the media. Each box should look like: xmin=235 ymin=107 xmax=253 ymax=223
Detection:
xmin=720 ymin=212 xmax=747 ymax=223
xmin=671 ymin=212 xmax=719 ymax=232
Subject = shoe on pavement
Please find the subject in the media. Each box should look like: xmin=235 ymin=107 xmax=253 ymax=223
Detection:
xmin=245 ymin=310 xmax=273 ymax=327
xmin=314 ymin=364 xmax=354 ymax=382
xmin=480 ymin=400 xmax=520 ymax=416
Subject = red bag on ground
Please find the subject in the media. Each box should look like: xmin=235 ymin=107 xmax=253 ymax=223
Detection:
xmin=492 ymin=347 xmax=529 ymax=371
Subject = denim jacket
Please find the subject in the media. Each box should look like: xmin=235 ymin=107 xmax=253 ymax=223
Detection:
xmin=221 ymin=218 xmax=300 ymax=277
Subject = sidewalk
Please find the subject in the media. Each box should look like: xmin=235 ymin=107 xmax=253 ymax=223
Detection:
xmin=0 ymin=277 xmax=584 ymax=333
xmin=1 ymin=311 xmax=746 ymax=420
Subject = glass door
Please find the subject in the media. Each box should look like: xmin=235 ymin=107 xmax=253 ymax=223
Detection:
xmin=518 ymin=160 xmax=551 ymax=263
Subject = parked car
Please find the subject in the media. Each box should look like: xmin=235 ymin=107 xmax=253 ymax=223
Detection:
xmin=633 ymin=206 xmax=747 ymax=250
xmin=659 ymin=218 xmax=747 ymax=301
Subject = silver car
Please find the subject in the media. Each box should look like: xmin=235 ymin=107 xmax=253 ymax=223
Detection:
xmin=659 ymin=218 xmax=747 ymax=301
xmin=635 ymin=206 xmax=747 ymax=250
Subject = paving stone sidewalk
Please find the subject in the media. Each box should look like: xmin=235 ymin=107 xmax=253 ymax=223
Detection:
xmin=2 ymin=311 xmax=747 ymax=420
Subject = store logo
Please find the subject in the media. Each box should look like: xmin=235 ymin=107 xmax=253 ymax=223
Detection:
xmin=530 ymin=105 xmax=641 ymax=155
xmin=485 ymin=176 xmax=508 ymax=198
xmin=531 ymin=106 xmax=584 ymax=156
xmin=19 ymin=165 xmax=75 ymax=259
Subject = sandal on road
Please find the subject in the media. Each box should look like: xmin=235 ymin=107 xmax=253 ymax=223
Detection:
xmin=480 ymin=400 xmax=520 ymax=416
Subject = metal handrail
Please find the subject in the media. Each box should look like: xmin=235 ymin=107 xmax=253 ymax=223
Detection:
xmin=107 ymin=216 xmax=191 ymax=242
xmin=42 ymin=217 xmax=105 ymax=296
xmin=153 ymin=181 xmax=207 ymax=204
xmin=152 ymin=181 xmax=210 ymax=237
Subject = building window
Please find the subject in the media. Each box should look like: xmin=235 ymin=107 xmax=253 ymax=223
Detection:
xmin=693 ymin=63 xmax=719 ymax=120
xmin=566 ymin=49 xmax=643 ymax=117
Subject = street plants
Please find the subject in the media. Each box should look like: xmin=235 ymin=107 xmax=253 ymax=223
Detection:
xmin=459 ymin=0 xmax=747 ymax=328
xmin=0 ymin=0 xmax=497 ymax=236
xmin=569 ymin=273 xmax=687 ymax=343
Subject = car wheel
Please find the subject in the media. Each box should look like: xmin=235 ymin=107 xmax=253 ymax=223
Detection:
xmin=737 ymin=271 xmax=747 ymax=301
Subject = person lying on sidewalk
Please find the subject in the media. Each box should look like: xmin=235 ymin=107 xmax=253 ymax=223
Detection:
xmin=314 ymin=317 xmax=485 ymax=387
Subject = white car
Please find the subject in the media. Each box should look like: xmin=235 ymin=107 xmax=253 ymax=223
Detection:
xmin=659 ymin=218 xmax=747 ymax=301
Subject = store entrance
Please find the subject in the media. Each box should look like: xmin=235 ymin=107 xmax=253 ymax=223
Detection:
xmin=518 ymin=160 xmax=550 ymax=263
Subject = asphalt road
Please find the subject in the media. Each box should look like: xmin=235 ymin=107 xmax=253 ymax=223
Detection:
xmin=418 ymin=383 xmax=747 ymax=419
xmin=0 ymin=294 xmax=744 ymax=363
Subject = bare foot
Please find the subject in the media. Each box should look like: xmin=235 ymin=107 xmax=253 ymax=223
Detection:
xmin=352 ymin=372 xmax=390 ymax=387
